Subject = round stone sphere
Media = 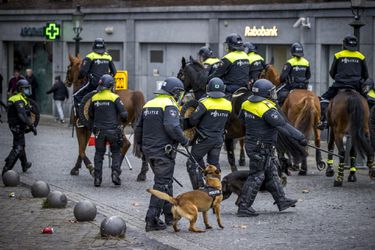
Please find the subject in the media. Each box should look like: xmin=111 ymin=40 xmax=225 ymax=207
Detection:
xmin=2 ymin=170 xmax=20 ymax=187
xmin=74 ymin=200 xmax=97 ymax=222
xmin=100 ymin=216 xmax=126 ymax=238
xmin=31 ymin=181 xmax=50 ymax=198
xmin=46 ymin=191 xmax=67 ymax=208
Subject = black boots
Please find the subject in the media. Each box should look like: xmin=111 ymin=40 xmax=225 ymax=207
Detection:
xmin=145 ymin=217 xmax=167 ymax=232
xmin=317 ymin=99 xmax=330 ymax=130
xmin=276 ymin=198 xmax=298 ymax=211
xmin=237 ymin=203 xmax=259 ymax=217
xmin=19 ymin=149 xmax=31 ymax=173
xmin=111 ymin=171 xmax=121 ymax=186
xmin=94 ymin=177 xmax=102 ymax=187
xmin=236 ymin=174 xmax=264 ymax=217
xmin=265 ymin=176 xmax=297 ymax=212
xmin=2 ymin=147 xmax=21 ymax=176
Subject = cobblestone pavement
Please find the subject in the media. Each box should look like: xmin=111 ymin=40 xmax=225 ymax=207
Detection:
xmin=0 ymin=114 xmax=375 ymax=249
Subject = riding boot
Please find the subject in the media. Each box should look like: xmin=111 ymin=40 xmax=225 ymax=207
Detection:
xmin=111 ymin=152 xmax=122 ymax=186
xmin=317 ymin=99 xmax=330 ymax=130
xmin=18 ymin=147 xmax=32 ymax=173
xmin=237 ymin=173 xmax=264 ymax=217
xmin=162 ymin=183 xmax=174 ymax=226
xmin=2 ymin=148 xmax=20 ymax=176
xmin=93 ymin=152 xmax=104 ymax=187
xmin=186 ymin=160 xmax=204 ymax=190
xmin=265 ymin=177 xmax=297 ymax=211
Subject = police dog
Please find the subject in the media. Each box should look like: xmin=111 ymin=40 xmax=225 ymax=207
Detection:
xmin=147 ymin=165 xmax=223 ymax=233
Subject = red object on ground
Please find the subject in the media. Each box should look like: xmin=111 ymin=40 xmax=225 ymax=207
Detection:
xmin=42 ymin=227 xmax=54 ymax=234
xmin=88 ymin=135 xmax=96 ymax=146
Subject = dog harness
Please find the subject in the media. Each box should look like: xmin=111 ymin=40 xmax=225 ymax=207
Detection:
xmin=200 ymin=185 xmax=222 ymax=208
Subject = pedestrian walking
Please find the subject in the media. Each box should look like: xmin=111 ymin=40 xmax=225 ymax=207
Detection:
xmin=46 ymin=76 xmax=69 ymax=123
xmin=7 ymin=69 xmax=24 ymax=95
xmin=25 ymin=69 xmax=38 ymax=102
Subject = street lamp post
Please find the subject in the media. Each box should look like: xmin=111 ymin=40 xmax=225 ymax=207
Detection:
xmin=72 ymin=5 xmax=84 ymax=56
xmin=350 ymin=0 xmax=365 ymax=49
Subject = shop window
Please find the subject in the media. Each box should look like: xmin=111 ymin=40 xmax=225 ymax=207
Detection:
xmin=150 ymin=50 xmax=163 ymax=63
xmin=108 ymin=49 xmax=120 ymax=62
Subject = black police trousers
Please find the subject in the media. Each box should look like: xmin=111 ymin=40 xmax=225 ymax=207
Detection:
xmin=191 ymin=137 xmax=222 ymax=170
xmin=94 ymin=129 xmax=122 ymax=179
xmin=239 ymin=143 xmax=286 ymax=207
xmin=278 ymin=83 xmax=307 ymax=105
xmin=73 ymin=81 xmax=97 ymax=112
xmin=321 ymin=85 xmax=361 ymax=101
xmin=3 ymin=125 xmax=28 ymax=174
xmin=145 ymin=156 xmax=175 ymax=223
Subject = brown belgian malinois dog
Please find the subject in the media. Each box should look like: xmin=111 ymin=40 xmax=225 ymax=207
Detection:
xmin=147 ymin=165 xmax=224 ymax=233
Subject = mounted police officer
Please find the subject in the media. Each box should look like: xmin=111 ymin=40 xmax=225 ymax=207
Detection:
xmin=88 ymin=74 xmax=128 ymax=187
xmin=208 ymin=33 xmax=250 ymax=94
xmin=2 ymin=79 xmax=37 ymax=176
xmin=244 ymin=42 xmax=266 ymax=84
xmin=237 ymin=79 xmax=306 ymax=217
xmin=278 ymin=42 xmax=311 ymax=106
xmin=317 ymin=35 xmax=369 ymax=130
xmin=74 ymin=38 xmax=117 ymax=125
xmin=135 ymin=77 xmax=189 ymax=232
xmin=197 ymin=46 xmax=221 ymax=75
xmin=186 ymin=77 xmax=232 ymax=189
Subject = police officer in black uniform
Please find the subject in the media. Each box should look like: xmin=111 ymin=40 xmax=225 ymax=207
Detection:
xmin=135 ymin=77 xmax=189 ymax=232
xmin=88 ymin=74 xmax=128 ymax=187
xmin=74 ymin=38 xmax=117 ymax=122
xmin=186 ymin=77 xmax=232 ymax=189
xmin=198 ymin=46 xmax=222 ymax=75
xmin=278 ymin=42 xmax=311 ymax=106
xmin=317 ymin=35 xmax=369 ymax=129
xmin=2 ymin=79 xmax=37 ymax=176
xmin=208 ymin=33 xmax=250 ymax=94
xmin=237 ymin=79 xmax=306 ymax=217
xmin=244 ymin=42 xmax=266 ymax=84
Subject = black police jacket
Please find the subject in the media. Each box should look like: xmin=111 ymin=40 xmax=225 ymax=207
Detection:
xmin=189 ymin=97 xmax=232 ymax=142
xmin=280 ymin=56 xmax=311 ymax=87
xmin=248 ymin=52 xmax=266 ymax=82
xmin=88 ymin=90 xmax=128 ymax=130
xmin=329 ymin=50 xmax=369 ymax=88
xmin=7 ymin=92 xmax=33 ymax=127
xmin=208 ymin=51 xmax=250 ymax=91
xmin=79 ymin=52 xmax=117 ymax=86
xmin=203 ymin=57 xmax=222 ymax=75
xmin=134 ymin=94 xmax=188 ymax=157
xmin=239 ymin=99 xmax=304 ymax=145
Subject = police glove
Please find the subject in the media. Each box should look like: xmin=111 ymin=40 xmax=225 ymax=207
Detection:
xmin=299 ymin=138 xmax=308 ymax=147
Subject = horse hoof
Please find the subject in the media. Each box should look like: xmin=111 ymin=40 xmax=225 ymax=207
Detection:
xmin=298 ymin=171 xmax=307 ymax=176
xmin=348 ymin=174 xmax=357 ymax=182
xmin=70 ymin=167 xmax=79 ymax=176
xmin=369 ymin=169 xmax=375 ymax=180
xmin=239 ymin=159 xmax=246 ymax=167
xmin=230 ymin=165 xmax=238 ymax=172
xmin=317 ymin=161 xmax=326 ymax=171
xmin=333 ymin=180 xmax=343 ymax=187
xmin=326 ymin=167 xmax=334 ymax=177
xmin=136 ymin=174 xmax=146 ymax=182
xmin=86 ymin=165 xmax=94 ymax=177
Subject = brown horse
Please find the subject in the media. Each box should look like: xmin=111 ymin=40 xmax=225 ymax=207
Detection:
xmin=326 ymin=89 xmax=375 ymax=186
xmin=65 ymin=54 xmax=148 ymax=181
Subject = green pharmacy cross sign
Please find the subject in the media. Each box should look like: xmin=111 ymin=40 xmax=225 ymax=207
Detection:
xmin=43 ymin=22 xmax=61 ymax=40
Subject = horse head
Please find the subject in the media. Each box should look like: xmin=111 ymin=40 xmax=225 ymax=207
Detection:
xmin=65 ymin=54 xmax=84 ymax=91
xmin=260 ymin=62 xmax=281 ymax=87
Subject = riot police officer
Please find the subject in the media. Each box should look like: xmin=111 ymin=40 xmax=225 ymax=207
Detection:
xmin=208 ymin=33 xmax=250 ymax=94
xmin=186 ymin=77 xmax=232 ymax=189
xmin=2 ymin=79 xmax=37 ymax=176
xmin=135 ymin=77 xmax=189 ymax=232
xmin=237 ymin=79 xmax=306 ymax=217
xmin=74 ymin=38 xmax=117 ymax=124
xmin=88 ymin=74 xmax=128 ymax=187
xmin=278 ymin=42 xmax=311 ymax=105
xmin=244 ymin=42 xmax=266 ymax=84
xmin=197 ymin=46 xmax=222 ymax=75
xmin=317 ymin=35 xmax=369 ymax=130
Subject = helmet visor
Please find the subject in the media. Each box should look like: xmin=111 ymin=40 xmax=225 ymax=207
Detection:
xmin=22 ymin=86 xmax=32 ymax=96
xmin=269 ymin=86 xmax=277 ymax=101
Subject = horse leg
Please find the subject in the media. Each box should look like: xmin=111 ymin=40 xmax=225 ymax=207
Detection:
xmin=137 ymin=155 xmax=149 ymax=182
xmin=314 ymin=127 xmax=326 ymax=171
xmin=81 ymin=128 xmax=94 ymax=176
xmin=347 ymin=147 xmax=357 ymax=182
xmin=333 ymin=134 xmax=345 ymax=187
xmin=366 ymin=154 xmax=375 ymax=180
xmin=298 ymin=157 xmax=308 ymax=176
xmin=119 ymin=135 xmax=131 ymax=169
xmin=225 ymin=138 xmax=237 ymax=172
xmin=70 ymin=155 xmax=82 ymax=175
xmin=326 ymin=128 xmax=335 ymax=177
xmin=239 ymin=139 xmax=246 ymax=166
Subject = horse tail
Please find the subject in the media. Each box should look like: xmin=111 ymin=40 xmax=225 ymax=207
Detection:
xmin=131 ymin=91 xmax=145 ymax=158
xmin=348 ymin=93 xmax=372 ymax=158
xmin=295 ymin=97 xmax=316 ymax=137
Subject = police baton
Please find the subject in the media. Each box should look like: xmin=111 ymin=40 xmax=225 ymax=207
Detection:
xmin=306 ymin=144 xmax=344 ymax=159
xmin=276 ymin=84 xmax=287 ymax=93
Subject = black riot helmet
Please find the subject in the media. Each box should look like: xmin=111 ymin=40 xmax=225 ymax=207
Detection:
xmin=16 ymin=79 xmax=32 ymax=96
xmin=343 ymin=35 xmax=358 ymax=51
xmin=198 ymin=46 xmax=213 ymax=62
xmin=98 ymin=74 xmax=115 ymax=91
xmin=155 ymin=77 xmax=185 ymax=101
xmin=291 ymin=42 xmax=304 ymax=57
xmin=206 ymin=77 xmax=225 ymax=98
xmin=243 ymin=42 xmax=257 ymax=54
xmin=93 ymin=38 xmax=106 ymax=54
xmin=249 ymin=79 xmax=277 ymax=102
xmin=225 ymin=33 xmax=244 ymax=52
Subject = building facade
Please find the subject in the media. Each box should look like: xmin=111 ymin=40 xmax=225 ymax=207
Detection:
xmin=0 ymin=1 xmax=374 ymax=114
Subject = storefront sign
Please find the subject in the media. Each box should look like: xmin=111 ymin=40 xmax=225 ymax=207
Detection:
xmin=244 ymin=26 xmax=278 ymax=37
xmin=115 ymin=71 xmax=128 ymax=90
xmin=20 ymin=27 xmax=44 ymax=37
xmin=44 ymin=22 xmax=61 ymax=40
